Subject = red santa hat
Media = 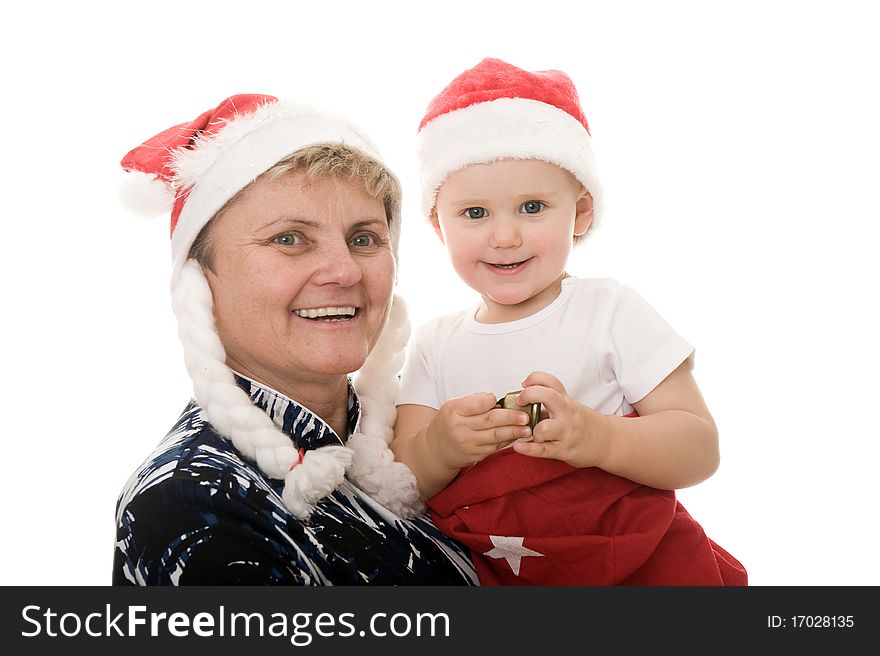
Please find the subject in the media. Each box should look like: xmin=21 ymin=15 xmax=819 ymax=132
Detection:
xmin=417 ymin=58 xmax=603 ymax=222
xmin=120 ymin=94 xmax=424 ymax=519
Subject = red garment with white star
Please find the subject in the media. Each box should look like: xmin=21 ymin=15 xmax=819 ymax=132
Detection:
xmin=428 ymin=447 xmax=747 ymax=586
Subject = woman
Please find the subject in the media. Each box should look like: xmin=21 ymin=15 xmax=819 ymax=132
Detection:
xmin=113 ymin=94 xmax=477 ymax=585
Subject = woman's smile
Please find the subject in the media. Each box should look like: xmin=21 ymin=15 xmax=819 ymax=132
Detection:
xmin=292 ymin=305 xmax=357 ymax=320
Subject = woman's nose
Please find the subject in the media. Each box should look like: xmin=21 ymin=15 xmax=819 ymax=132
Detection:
xmin=312 ymin=240 xmax=363 ymax=287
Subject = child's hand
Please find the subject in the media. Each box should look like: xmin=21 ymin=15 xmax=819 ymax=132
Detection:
xmin=513 ymin=371 xmax=612 ymax=468
xmin=427 ymin=392 xmax=533 ymax=470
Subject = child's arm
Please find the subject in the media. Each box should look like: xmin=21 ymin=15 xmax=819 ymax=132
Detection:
xmin=513 ymin=362 xmax=719 ymax=490
xmin=392 ymin=396 xmax=532 ymax=499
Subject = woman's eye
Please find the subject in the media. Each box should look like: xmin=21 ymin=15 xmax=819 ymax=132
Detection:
xmin=521 ymin=201 xmax=544 ymax=214
xmin=273 ymin=234 xmax=298 ymax=246
xmin=350 ymin=233 xmax=378 ymax=248
xmin=465 ymin=207 xmax=487 ymax=219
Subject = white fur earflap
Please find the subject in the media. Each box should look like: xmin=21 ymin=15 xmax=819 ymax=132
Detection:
xmin=118 ymin=170 xmax=175 ymax=218
xmin=348 ymin=295 xmax=426 ymax=517
xmin=172 ymin=258 xmax=353 ymax=520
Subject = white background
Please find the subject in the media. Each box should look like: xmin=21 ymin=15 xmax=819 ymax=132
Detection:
xmin=2 ymin=0 xmax=877 ymax=586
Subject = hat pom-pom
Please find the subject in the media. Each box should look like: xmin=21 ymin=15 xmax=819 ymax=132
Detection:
xmin=119 ymin=170 xmax=175 ymax=218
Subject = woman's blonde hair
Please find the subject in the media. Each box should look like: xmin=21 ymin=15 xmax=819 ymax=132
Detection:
xmin=190 ymin=142 xmax=401 ymax=270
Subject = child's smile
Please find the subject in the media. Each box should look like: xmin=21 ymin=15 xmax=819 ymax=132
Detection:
xmin=484 ymin=257 xmax=534 ymax=274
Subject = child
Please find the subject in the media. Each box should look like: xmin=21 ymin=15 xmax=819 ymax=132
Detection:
xmin=390 ymin=58 xmax=746 ymax=585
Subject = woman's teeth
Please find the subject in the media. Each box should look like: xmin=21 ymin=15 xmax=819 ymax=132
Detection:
xmin=293 ymin=306 xmax=356 ymax=321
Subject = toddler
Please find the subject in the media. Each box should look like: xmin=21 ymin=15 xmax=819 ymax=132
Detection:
xmin=391 ymin=58 xmax=746 ymax=585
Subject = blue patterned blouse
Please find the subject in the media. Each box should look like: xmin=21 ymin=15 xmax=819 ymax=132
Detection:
xmin=113 ymin=375 xmax=477 ymax=585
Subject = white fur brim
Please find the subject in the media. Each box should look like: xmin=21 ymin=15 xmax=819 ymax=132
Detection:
xmin=418 ymin=97 xmax=603 ymax=222
xmin=169 ymin=102 xmax=396 ymax=283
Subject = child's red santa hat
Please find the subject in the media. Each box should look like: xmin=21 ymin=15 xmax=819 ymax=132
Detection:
xmin=120 ymin=94 xmax=424 ymax=520
xmin=418 ymin=58 xmax=603 ymax=222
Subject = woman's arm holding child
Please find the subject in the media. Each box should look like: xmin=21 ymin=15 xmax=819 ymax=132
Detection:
xmin=514 ymin=362 xmax=719 ymax=490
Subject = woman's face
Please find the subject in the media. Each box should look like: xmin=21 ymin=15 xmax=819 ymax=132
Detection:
xmin=204 ymin=171 xmax=395 ymax=394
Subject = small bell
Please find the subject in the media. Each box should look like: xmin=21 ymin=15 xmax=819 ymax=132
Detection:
xmin=496 ymin=391 xmax=542 ymax=430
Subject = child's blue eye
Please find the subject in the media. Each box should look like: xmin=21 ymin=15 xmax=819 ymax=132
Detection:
xmin=521 ymin=201 xmax=544 ymax=214
xmin=465 ymin=207 xmax=487 ymax=219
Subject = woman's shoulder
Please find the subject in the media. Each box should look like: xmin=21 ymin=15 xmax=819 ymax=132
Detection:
xmin=113 ymin=402 xmax=295 ymax=584
xmin=115 ymin=401 xmax=281 ymax=522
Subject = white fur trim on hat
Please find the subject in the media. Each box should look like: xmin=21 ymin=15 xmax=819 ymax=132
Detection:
xmin=169 ymin=101 xmax=395 ymax=283
xmin=418 ymin=97 xmax=603 ymax=222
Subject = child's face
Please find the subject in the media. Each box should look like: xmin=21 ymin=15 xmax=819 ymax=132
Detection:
xmin=433 ymin=159 xmax=593 ymax=322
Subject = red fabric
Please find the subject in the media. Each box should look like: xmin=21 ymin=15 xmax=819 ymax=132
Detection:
xmin=418 ymin=57 xmax=590 ymax=133
xmin=120 ymin=93 xmax=277 ymax=235
xmin=428 ymin=440 xmax=746 ymax=586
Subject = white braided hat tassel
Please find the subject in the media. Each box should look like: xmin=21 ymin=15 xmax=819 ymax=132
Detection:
xmin=171 ymin=259 xmax=353 ymax=519
xmin=348 ymin=294 xmax=425 ymax=517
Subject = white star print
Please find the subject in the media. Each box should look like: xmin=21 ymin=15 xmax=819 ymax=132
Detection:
xmin=483 ymin=535 xmax=544 ymax=576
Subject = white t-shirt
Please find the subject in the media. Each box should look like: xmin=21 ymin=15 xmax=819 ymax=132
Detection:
xmin=397 ymin=277 xmax=695 ymax=417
